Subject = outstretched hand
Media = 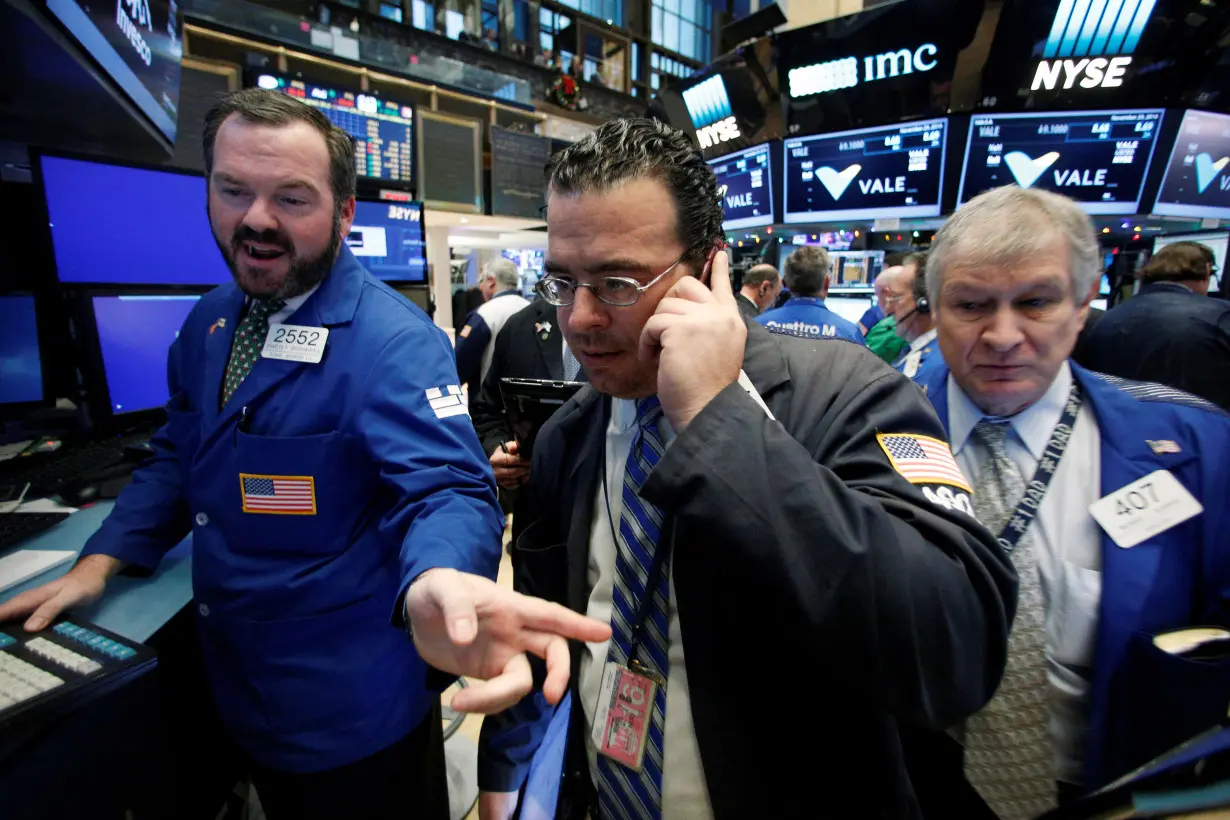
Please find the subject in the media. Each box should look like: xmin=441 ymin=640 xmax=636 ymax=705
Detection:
xmin=639 ymin=247 xmax=746 ymax=431
xmin=405 ymin=568 xmax=611 ymax=713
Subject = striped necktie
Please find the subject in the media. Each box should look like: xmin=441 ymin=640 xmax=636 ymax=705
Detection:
xmin=963 ymin=420 xmax=1055 ymax=820
xmin=597 ymin=396 xmax=671 ymax=820
xmin=221 ymin=297 xmax=285 ymax=408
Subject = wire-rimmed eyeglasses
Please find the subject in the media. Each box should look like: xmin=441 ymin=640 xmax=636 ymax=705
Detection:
xmin=535 ymin=253 xmax=688 ymax=307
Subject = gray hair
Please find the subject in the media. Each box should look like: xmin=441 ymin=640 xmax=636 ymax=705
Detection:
xmin=743 ymin=264 xmax=780 ymax=287
xmin=545 ymin=118 xmax=724 ymax=268
xmin=927 ymin=186 xmax=1100 ymax=307
xmin=483 ymin=258 xmax=521 ymax=290
xmin=783 ymin=246 xmax=831 ymax=296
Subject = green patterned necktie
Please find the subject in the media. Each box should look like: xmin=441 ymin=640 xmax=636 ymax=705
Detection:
xmin=220 ymin=297 xmax=285 ymax=408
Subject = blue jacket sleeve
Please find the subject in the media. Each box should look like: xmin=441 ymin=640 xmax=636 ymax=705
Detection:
xmin=79 ymin=333 xmax=192 ymax=570
xmin=359 ymin=322 xmax=504 ymax=628
xmin=478 ymin=689 xmax=557 ymax=791
xmin=454 ymin=312 xmax=492 ymax=387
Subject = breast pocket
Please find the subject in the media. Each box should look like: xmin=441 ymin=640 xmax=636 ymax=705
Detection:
xmin=229 ymin=429 xmax=368 ymax=555
xmin=513 ymin=518 xmax=569 ymax=601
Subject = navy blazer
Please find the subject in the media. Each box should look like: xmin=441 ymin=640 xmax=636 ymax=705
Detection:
xmin=917 ymin=361 xmax=1230 ymax=788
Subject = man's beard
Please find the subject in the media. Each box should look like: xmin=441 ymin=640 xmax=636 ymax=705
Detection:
xmin=215 ymin=211 xmax=341 ymax=300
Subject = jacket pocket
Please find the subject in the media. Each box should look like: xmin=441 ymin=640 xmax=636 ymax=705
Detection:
xmin=228 ymin=429 xmax=366 ymax=555
xmin=513 ymin=518 xmax=569 ymax=602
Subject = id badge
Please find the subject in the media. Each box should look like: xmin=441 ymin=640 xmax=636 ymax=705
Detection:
xmin=591 ymin=662 xmax=657 ymax=771
xmin=262 ymin=323 xmax=329 ymax=364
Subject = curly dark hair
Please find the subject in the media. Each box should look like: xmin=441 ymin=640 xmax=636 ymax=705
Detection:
xmin=544 ymin=118 xmax=724 ymax=268
xmin=203 ymin=88 xmax=357 ymax=212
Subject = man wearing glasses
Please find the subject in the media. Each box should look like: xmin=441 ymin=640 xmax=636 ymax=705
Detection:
xmin=476 ymin=118 xmax=1015 ymax=820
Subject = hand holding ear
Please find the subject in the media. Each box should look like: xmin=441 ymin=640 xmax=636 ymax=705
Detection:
xmin=638 ymin=248 xmax=745 ymax=431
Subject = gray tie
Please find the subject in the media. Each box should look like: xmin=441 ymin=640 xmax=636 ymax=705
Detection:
xmin=562 ymin=344 xmax=581 ymax=381
xmin=964 ymin=421 xmax=1055 ymax=820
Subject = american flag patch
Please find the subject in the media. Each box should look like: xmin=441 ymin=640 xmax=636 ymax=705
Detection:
xmin=426 ymin=385 xmax=468 ymax=419
xmin=240 ymin=474 xmax=316 ymax=515
xmin=876 ymin=433 xmax=971 ymax=493
xmin=1147 ymin=439 xmax=1182 ymax=455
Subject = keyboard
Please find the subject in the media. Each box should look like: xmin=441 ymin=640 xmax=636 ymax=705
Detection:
xmin=0 ymin=440 xmax=125 ymax=494
xmin=0 ymin=512 xmax=72 ymax=553
xmin=0 ymin=618 xmax=155 ymax=731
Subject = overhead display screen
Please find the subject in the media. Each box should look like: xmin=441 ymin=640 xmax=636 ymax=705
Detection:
xmin=709 ymin=142 xmax=775 ymax=230
xmin=1153 ymin=110 xmax=1230 ymax=220
xmin=256 ymin=73 xmax=415 ymax=186
xmin=346 ymin=200 xmax=427 ymax=283
xmin=46 ymin=0 xmax=183 ymax=143
xmin=958 ymin=108 xmax=1164 ymax=214
xmin=782 ymin=118 xmax=947 ymax=223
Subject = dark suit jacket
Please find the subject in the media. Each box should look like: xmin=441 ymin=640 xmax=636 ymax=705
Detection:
xmin=1079 ymin=284 xmax=1230 ymax=410
xmin=472 ymin=299 xmax=564 ymax=458
xmin=479 ymin=324 xmax=1017 ymax=818
xmin=735 ymin=292 xmax=761 ymax=320
xmin=470 ymin=298 xmax=564 ymax=541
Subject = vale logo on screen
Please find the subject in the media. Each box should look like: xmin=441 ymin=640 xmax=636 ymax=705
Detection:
xmin=1194 ymin=153 xmax=1230 ymax=194
xmin=815 ymin=164 xmax=862 ymax=200
xmin=1004 ymin=151 xmax=1061 ymax=188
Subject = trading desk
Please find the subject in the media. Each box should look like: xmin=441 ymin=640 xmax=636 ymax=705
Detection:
xmin=0 ymin=502 xmax=195 ymax=640
xmin=0 ymin=504 xmax=198 ymax=820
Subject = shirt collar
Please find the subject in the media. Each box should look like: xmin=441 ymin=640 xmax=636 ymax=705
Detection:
xmin=908 ymin=327 xmax=937 ymax=353
xmin=246 ymin=283 xmax=320 ymax=318
xmin=611 ymin=396 xmax=675 ymax=441
xmin=948 ymin=361 xmax=1073 ymax=461
xmin=492 ymin=288 xmax=522 ymax=300
xmin=787 ymin=295 xmax=825 ymax=306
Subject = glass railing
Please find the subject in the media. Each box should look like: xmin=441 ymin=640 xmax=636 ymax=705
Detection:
xmin=181 ymin=0 xmax=533 ymax=105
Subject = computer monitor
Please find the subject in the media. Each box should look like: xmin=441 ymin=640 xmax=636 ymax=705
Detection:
xmin=255 ymin=73 xmax=415 ymax=188
xmin=38 ymin=154 xmax=229 ymax=287
xmin=782 ymin=119 xmax=948 ymax=223
xmin=90 ymin=295 xmax=200 ymax=416
xmin=0 ymin=296 xmax=45 ymax=410
xmin=709 ymin=142 xmax=776 ymax=231
xmin=958 ymin=108 xmax=1165 ymax=214
xmin=345 ymin=200 xmax=427 ymax=283
xmin=1152 ymin=110 xmax=1230 ymax=220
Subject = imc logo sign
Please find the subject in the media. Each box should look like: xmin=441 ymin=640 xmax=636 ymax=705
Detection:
xmin=683 ymin=76 xmax=741 ymax=150
xmin=789 ymin=44 xmax=938 ymax=98
xmin=1032 ymin=0 xmax=1157 ymax=91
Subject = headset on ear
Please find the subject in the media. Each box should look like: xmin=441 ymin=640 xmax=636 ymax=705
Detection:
xmin=916 ymin=294 xmax=931 ymax=315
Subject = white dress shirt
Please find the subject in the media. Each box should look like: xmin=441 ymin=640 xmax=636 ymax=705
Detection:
xmin=248 ymin=284 xmax=320 ymax=327
xmin=578 ymin=397 xmax=715 ymax=819
xmin=947 ymin=362 xmax=1103 ymax=784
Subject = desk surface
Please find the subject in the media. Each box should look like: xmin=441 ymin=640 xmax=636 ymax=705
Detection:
xmin=0 ymin=502 xmax=193 ymax=643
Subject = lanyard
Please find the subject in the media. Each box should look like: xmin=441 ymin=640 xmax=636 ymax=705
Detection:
xmin=600 ymin=435 xmax=671 ymax=665
xmin=991 ymin=382 xmax=1083 ymax=554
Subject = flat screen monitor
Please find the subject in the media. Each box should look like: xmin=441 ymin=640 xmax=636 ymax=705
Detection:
xmin=1152 ymin=110 xmax=1230 ymax=220
xmin=345 ymin=200 xmax=427 ymax=283
xmin=709 ymin=142 xmax=775 ymax=230
xmin=782 ymin=118 xmax=948 ymax=223
xmin=255 ymin=73 xmax=415 ymax=187
xmin=92 ymin=294 xmax=200 ymax=415
xmin=44 ymin=0 xmax=183 ymax=144
xmin=0 ymin=296 xmax=44 ymax=408
xmin=1152 ymin=231 xmax=1228 ymax=291
xmin=958 ymin=108 xmax=1164 ymax=214
xmin=39 ymin=155 xmax=228 ymax=286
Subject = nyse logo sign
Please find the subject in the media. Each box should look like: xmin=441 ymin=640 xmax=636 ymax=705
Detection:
xmin=1031 ymin=0 xmax=1157 ymax=91
xmin=387 ymin=205 xmax=421 ymax=222
xmin=696 ymin=117 xmax=741 ymax=150
xmin=789 ymin=44 xmax=938 ymax=98
xmin=683 ymin=76 xmax=742 ymax=150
